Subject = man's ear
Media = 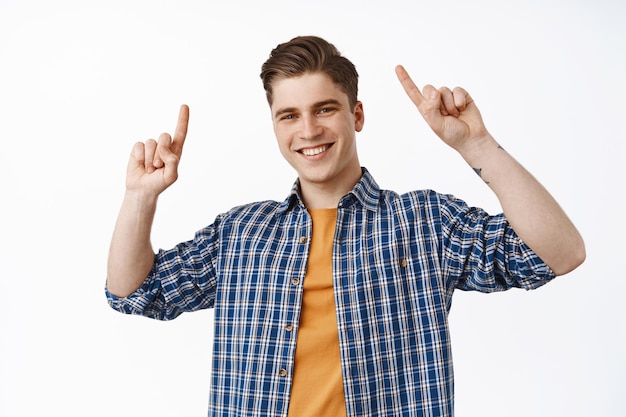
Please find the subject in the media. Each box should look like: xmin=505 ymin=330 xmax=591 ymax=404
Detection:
xmin=354 ymin=101 xmax=364 ymax=132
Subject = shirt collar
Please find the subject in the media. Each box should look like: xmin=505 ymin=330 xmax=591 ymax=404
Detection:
xmin=276 ymin=167 xmax=381 ymax=216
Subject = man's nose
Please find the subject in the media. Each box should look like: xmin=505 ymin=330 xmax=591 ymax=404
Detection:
xmin=300 ymin=114 xmax=323 ymax=140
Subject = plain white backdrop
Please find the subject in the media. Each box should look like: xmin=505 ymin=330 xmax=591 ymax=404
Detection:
xmin=1 ymin=0 xmax=624 ymax=416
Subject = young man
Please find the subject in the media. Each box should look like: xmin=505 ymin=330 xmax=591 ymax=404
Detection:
xmin=106 ymin=36 xmax=585 ymax=416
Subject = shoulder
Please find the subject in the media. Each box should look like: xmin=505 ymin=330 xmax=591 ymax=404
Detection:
xmin=379 ymin=188 xmax=454 ymax=210
xmin=378 ymin=188 xmax=489 ymax=226
xmin=220 ymin=200 xmax=285 ymax=224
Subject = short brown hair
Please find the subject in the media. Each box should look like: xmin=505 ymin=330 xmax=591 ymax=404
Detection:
xmin=260 ymin=36 xmax=359 ymax=107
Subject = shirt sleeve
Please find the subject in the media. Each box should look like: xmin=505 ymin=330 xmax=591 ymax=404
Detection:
xmin=437 ymin=193 xmax=556 ymax=292
xmin=105 ymin=218 xmax=222 ymax=321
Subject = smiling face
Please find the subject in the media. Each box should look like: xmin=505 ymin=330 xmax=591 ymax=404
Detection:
xmin=271 ymin=72 xmax=365 ymax=207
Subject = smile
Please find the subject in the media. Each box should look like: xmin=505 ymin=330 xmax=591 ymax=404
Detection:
xmin=300 ymin=144 xmax=331 ymax=156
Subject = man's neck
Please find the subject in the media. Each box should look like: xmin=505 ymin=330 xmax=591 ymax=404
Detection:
xmin=299 ymin=170 xmax=363 ymax=209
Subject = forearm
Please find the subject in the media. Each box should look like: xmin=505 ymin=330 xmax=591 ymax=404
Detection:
xmin=106 ymin=191 xmax=159 ymax=297
xmin=459 ymin=134 xmax=586 ymax=276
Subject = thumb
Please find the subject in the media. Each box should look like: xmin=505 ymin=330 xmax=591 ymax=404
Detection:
xmin=419 ymin=85 xmax=446 ymax=135
xmin=128 ymin=142 xmax=146 ymax=173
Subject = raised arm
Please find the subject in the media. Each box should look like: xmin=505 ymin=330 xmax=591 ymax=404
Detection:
xmin=106 ymin=105 xmax=189 ymax=297
xmin=395 ymin=66 xmax=585 ymax=275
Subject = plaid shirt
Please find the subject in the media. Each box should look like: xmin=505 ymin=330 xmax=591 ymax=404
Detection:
xmin=106 ymin=168 xmax=555 ymax=416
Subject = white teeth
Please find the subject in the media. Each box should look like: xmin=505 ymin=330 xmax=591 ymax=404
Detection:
xmin=301 ymin=146 xmax=327 ymax=156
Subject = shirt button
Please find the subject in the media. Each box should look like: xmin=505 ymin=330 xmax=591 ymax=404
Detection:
xmin=279 ymin=369 xmax=288 ymax=377
xmin=291 ymin=278 xmax=300 ymax=286
xmin=400 ymin=258 xmax=408 ymax=268
xmin=285 ymin=324 xmax=294 ymax=332
xmin=299 ymin=236 xmax=308 ymax=244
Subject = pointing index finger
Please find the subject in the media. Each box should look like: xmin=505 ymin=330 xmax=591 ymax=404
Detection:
xmin=395 ymin=65 xmax=425 ymax=107
xmin=171 ymin=104 xmax=189 ymax=157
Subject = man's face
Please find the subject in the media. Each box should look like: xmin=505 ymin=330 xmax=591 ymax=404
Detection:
xmin=270 ymin=72 xmax=364 ymax=198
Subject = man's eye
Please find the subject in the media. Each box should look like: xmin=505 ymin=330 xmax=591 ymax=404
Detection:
xmin=282 ymin=114 xmax=295 ymax=120
xmin=318 ymin=107 xmax=335 ymax=114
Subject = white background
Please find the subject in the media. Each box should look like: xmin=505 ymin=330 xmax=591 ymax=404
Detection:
xmin=1 ymin=0 xmax=624 ymax=416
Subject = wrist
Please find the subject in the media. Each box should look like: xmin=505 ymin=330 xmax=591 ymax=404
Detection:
xmin=122 ymin=189 xmax=159 ymax=213
xmin=456 ymin=132 xmax=499 ymax=165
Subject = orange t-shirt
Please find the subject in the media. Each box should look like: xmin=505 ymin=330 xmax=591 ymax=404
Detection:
xmin=287 ymin=208 xmax=346 ymax=417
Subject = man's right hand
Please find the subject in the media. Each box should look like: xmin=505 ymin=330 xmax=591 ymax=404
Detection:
xmin=126 ymin=104 xmax=189 ymax=197
xmin=106 ymin=104 xmax=190 ymax=298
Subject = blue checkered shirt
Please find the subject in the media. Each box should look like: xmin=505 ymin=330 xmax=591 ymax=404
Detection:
xmin=106 ymin=168 xmax=555 ymax=416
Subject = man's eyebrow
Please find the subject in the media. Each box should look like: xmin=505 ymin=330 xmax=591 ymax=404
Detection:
xmin=313 ymin=99 xmax=343 ymax=109
xmin=273 ymin=107 xmax=297 ymax=119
